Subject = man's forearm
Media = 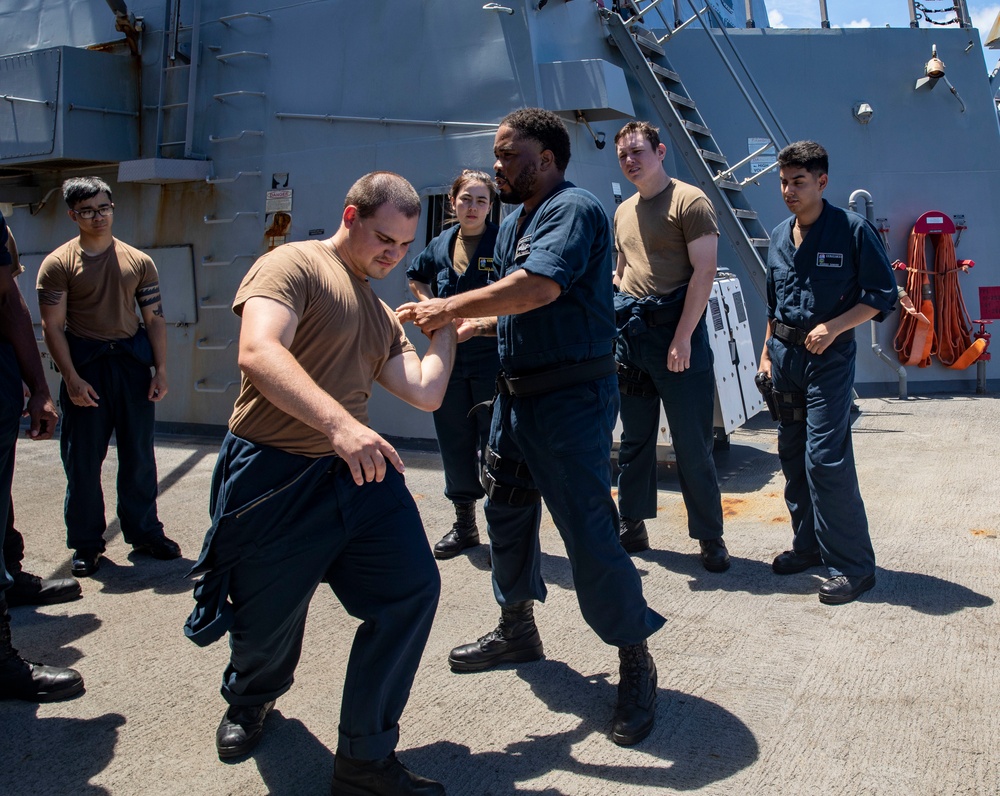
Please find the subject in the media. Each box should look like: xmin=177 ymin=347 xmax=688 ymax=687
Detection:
xmin=145 ymin=315 xmax=169 ymax=371
xmin=445 ymin=270 xmax=560 ymax=320
xmin=674 ymin=265 xmax=716 ymax=341
xmin=41 ymin=324 xmax=79 ymax=384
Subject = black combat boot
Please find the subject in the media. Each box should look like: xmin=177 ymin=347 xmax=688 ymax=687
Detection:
xmin=332 ymin=751 xmax=445 ymax=795
xmin=619 ymin=517 xmax=650 ymax=553
xmin=433 ymin=502 xmax=480 ymax=560
xmin=5 ymin=570 xmax=82 ymax=607
xmin=611 ymin=640 xmax=657 ymax=746
xmin=448 ymin=600 xmax=544 ymax=672
xmin=0 ymin=598 xmax=84 ymax=702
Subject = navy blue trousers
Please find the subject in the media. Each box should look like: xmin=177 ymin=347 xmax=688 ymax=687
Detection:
xmin=59 ymin=351 xmax=162 ymax=552
xmin=616 ymin=317 xmax=724 ymax=540
xmin=768 ymin=337 xmax=874 ymax=578
xmin=198 ymin=433 xmax=440 ymax=761
xmin=432 ymin=347 xmax=498 ymax=503
xmin=2 ymin=498 xmax=24 ymax=575
xmin=0 ymin=381 xmax=18 ymax=596
xmin=484 ymin=375 xmax=665 ymax=647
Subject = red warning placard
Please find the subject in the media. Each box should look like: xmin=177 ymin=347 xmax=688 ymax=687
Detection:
xmin=978 ymin=286 xmax=1000 ymax=320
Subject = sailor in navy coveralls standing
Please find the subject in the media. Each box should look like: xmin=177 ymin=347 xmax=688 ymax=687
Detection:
xmin=397 ymin=108 xmax=664 ymax=746
xmin=406 ymin=170 xmax=500 ymax=559
xmin=758 ymin=141 xmax=896 ymax=605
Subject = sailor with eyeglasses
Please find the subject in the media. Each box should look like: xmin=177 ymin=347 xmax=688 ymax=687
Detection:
xmin=36 ymin=177 xmax=182 ymax=578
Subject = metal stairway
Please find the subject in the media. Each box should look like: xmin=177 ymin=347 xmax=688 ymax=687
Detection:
xmin=601 ymin=1 xmax=786 ymax=301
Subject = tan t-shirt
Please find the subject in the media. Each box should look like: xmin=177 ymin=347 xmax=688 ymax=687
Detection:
xmin=229 ymin=240 xmax=415 ymax=457
xmin=36 ymin=238 xmax=157 ymax=340
xmin=615 ymin=179 xmax=719 ymax=298
xmin=452 ymin=231 xmax=483 ymax=275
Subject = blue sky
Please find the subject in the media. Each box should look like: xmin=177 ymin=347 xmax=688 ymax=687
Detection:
xmin=765 ymin=1 xmax=1000 ymax=69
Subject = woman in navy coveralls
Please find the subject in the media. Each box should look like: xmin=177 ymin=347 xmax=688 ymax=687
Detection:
xmin=406 ymin=171 xmax=501 ymax=559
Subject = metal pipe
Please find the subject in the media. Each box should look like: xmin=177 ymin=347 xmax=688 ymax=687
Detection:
xmin=818 ymin=0 xmax=831 ymax=29
xmin=849 ymin=188 xmax=906 ymax=397
xmin=872 ymin=319 xmax=907 ymax=399
xmin=848 ymin=189 xmax=874 ymax=223
xmin=908 ymin=0 xmax=919 ymax=28
xmin=744 ymin=0 xmax=755 ymax=28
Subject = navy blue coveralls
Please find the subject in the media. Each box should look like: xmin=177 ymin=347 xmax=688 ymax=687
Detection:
xmin=767 ymin=200 xmax=896 ymax=577
xmin=485 ymin=182 xmax=664 ymax=646
xmin=406 ymin=223 xmax=501 ymax=503
xmin=59 ymin=326 xmax=163 ymax=554
xmin=185 ymin=436 xmax=439 ymax=760
xmin=0 ymin=211 xmax=21 ymax=596
xmin=615 ymin=288 xmax=723 ymax=540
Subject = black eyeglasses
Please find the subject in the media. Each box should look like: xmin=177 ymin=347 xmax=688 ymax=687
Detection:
xmin=73 ymin=204 xmax=114 ymax=220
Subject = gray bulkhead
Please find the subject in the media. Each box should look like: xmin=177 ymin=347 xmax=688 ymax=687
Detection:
xmin=1 ymin=1 xmax=997 ymax=443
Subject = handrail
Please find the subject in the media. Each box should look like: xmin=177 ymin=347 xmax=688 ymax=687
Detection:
xmin=218 ymin=11 xmax=271 ymax=25
xmin=208 ymin=130 xmax=264 ymax=143
xmin=201 ymin=254 xmax=256 ymax=267
xmin=206 ymin=171 xmax=261 ymax=184
xmin=194 ymin=379 xmax=239 ymax=393
xmin=203 ymin=212 xmax=259 ymax=224
xmin=1 ymin=94 xmax=53 ymax=107
xmin=213 ymin=91 xmax=266 ymax=101
xmin=274 ymin=112 xmax=497 ymax=130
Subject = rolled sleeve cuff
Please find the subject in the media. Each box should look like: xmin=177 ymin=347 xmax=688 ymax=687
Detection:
xmin=859 ymin=291 xmax=896 ymax=324
xmin=521 ymin=249 xmax=572 ymax=292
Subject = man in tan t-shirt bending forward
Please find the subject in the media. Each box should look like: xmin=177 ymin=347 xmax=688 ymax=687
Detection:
xmin=184 ymin=172 xmax=455 ymax=796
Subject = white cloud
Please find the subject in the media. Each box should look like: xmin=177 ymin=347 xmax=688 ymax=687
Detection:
xmin=768 ymin=9 xmax=787 ymax=28
xmin=844 ymin=18 xmax=872 ymax=29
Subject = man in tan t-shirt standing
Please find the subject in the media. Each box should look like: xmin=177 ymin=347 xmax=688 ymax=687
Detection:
xmin=184 ymin=172 xmax=454 ymax=795
xmin=37 ymin=177 xmax=180 ymax=578
xmin=613 ymin=121 xmax=728 ymax=573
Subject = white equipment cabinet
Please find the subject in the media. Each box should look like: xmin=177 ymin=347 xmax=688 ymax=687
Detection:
xmin=613 ymin=271 xmax=764 ymax=462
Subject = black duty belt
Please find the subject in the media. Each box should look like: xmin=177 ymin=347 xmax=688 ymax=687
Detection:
xmin=498 ymin=354 xmax=617 ymax=398
xmin=772 ymin=321 xmax=854 ymax=347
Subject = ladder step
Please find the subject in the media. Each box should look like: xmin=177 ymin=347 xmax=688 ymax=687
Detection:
xmin=750 ymin=237 xmax=770 ymax=247
xmin=666 ymin=91 xmax=696 ymax=109
xmin=682 ymin=120 xmax=711 ymax=136
xmin=698 ymin=148 xmax=727 ymax=164
xmin=732 ymin=208 xmax=758 ymax=220
xmin=633 ymin=30 xmax=664 ymax=56
xmin=649 ymin=63 xmax=681 ymax=83
xmin=717 ymin=179 xmax=742 ymax=191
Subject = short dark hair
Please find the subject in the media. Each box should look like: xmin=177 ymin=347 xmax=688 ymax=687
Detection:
xmin=777 ymin=141 xmax=828 ymax=177
xmin=62 ymin=176 xmax=113 ymax=208
xmin=344 ymin=172 xmax=421 ymax=219
xmin=614 ymin=120 xmax=661 ymax=150
xmin=500 ymin=108 xmax=571 ymax=172
xmin=450 ymin=169 xmax=497 ymax=202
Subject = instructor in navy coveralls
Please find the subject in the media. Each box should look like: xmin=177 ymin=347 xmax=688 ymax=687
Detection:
xmin=397 ymin=108 xmax=664 ymax=747
xmin=758 ymin=141 xmax=896 ymax=605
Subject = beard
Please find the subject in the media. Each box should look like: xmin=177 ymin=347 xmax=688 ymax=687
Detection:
xmin=497 ymin=163 xmax=537 ymax=205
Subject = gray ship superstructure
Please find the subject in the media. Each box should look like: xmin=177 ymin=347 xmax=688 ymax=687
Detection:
xmin=1 ymin=0 xmax=998 ymax=441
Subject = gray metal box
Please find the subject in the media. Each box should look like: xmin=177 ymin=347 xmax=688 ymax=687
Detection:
xmin=0 ymin=46 xmax=138 ymax=166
